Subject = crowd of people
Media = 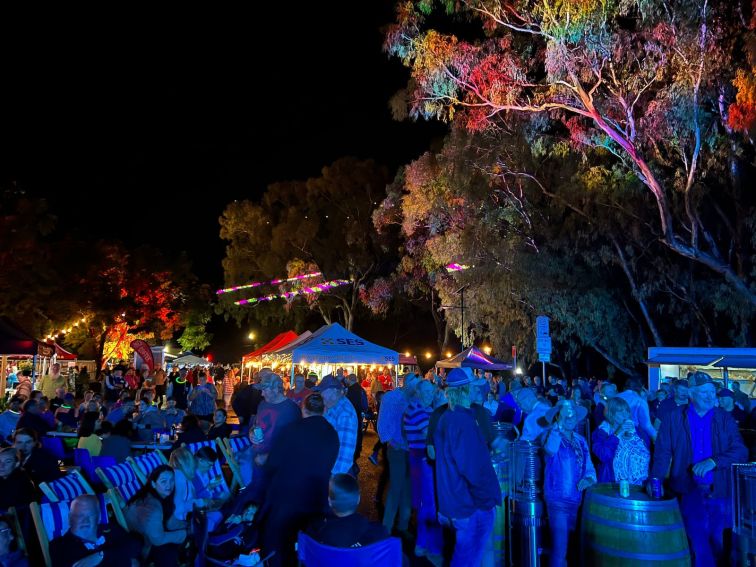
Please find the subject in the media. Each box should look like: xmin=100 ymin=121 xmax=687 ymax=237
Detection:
xmin=0 ymin=358 xmax=752 ymax=566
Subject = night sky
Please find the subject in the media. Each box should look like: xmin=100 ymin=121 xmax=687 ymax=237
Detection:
xmin=0 ymin=4 xmax=446 ymax=361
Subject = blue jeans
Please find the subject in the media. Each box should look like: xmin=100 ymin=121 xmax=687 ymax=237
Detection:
xmin=547 ymin=501 xmax=579 ymax=567
xmin=449 ymin=507 xmax=495 ymax=567
xmin=680 ymin=489 xmax=731 ymax=567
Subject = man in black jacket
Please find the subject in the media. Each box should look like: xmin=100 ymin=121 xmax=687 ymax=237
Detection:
xmin=13 ymin=428 xmax=62 ymax=485
xmin=258 ymin=393 xmax=339 ymax=566
xmin=651 ymin=371 xmax=748 ymax=566
xmin=345 ymin=373 xmax=368 ymax=463
xmin=49 ymin=495 xmax=140 ymax=567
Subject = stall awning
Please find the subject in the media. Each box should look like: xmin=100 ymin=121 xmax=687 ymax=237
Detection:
xmin=242 ymin=331 xmax=298 ymax=363
xmin=400 ymin=354 xmax=418 ymax=366
xmin=0 ymin=317 xmax=42 ymax=356
xmin=436 ymin=346 xmax=513 ymax=371
xmin=276 ymin=323 xmax=399 ymax=365
xmin=646 ymin=354 xmax=722 ymax=365
xmin=54 ymin=343 xmax=78 ymax=360
xmin=712 ymin=355 xmax=756 ymax=368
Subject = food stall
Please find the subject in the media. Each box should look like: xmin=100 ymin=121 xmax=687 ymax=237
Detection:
xmin=646 ymin=346 xmax=756 ymax=397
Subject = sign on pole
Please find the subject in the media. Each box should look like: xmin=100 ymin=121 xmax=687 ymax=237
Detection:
xmin=536 ymin=315 xmax=550 ymax=338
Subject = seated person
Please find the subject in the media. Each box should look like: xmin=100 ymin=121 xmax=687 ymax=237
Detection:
xmin=206 ymin=502 xmax=259 ymax=561
xmin=50 ymin=495 xmax=140 ymax=567
xmin=133 ymin=398 xmax=165 ymax=442
xmin=77 ymin=413 xmax=102 ymax=457
xmin=0 ymin=396 xmax=24 ymax=446
xmin=193 ymin=447 xmax=229 ymax=533
xmin=54 ymin=394 xmax=78 ymax=430
xmin=172 ymin=415 xmax=206 ymax=449
xmin=13 ymin=428 xmax=62 ymax=485
xmin=49 ymin=388 xmax=66 ymax=414
xmin=161 ymin=398 xmax=186 ymax=432
xmin=0 ymin=447 xmax=36 ymax=512
xmin=99 ymin=420 xmax=133 ymax=463
xmin=207 ymin=409 xmax=232 ymax=441
xmin=125 ymin=465 xmax=188 ymax=565
xmin=306 ymin=473 xmax=389 ymax=548
xmin=38 ymin=398 xmax=56 ymax=429
xmin=0 ymin=514 xmax=28 ymax=567
xmin=75 ymin=392 xmax=95 ymax=421
xmin=15 ymin=399 xmax=52 ymax=437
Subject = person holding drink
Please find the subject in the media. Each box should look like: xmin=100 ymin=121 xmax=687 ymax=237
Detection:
xmin=541 ymin=400 xmax=596 ymax=567
xmin=592 ymin=397 xmax=650 ymax=485
xmin=650 ymin=371 xmax=747 ymax=566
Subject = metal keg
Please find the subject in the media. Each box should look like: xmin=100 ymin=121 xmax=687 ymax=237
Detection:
xmin=733 ymin=463 xmax=756 ymax=566
xmin=490 ymin=422 xmax=516 ymax=565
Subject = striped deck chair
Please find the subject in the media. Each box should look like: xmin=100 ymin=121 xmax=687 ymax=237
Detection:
xmin=96 ymin=462 xmax=143 ymax=512
xmin=185 ymin=440 xmax=232 ymax=500
xmin=219 ymin=435 xmax=251 ymax=490
xmin=127 ymin=450 xmax=168 ymax=484
xmin=30 ymin=495 xmax=111 ymax=567
xmin=39 ymin=470 xmax=94 ymax=503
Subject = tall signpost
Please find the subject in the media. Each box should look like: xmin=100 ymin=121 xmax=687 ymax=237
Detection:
xmin=535 ymin=315 xmax=551 ymax=385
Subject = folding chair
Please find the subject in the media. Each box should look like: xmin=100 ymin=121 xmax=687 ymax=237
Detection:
xmin=39 ymin=469 xmax=94 ymax=503
xmin=127 ymin=450 xmax=168 ymax=484
xmin=218 ymin=435 xmax=251 ymax=490
xmin=185 ymin=440 xmax=232 ymax=500
xmin=29 ymin=495 xmax=112 ymax=567
xmin=96 ymin=462 xmax=143 ymax=528
xmin=296 ymin=532 xmax=402 ymax=566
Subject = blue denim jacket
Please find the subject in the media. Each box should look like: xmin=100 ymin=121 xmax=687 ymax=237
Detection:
xmin=543 ymin=430 xmax=596 ymax=505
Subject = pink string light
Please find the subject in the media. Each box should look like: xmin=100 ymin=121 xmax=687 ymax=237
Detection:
xmin=445 ymin=263 xmax=470 ymax=272
xmin=217 ymin=272 xmax=322 ymax=294
xmin=234 ymin=279 xmax=352 ymax=306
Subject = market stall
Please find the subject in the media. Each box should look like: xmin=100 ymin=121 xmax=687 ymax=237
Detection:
xmin=240 ymin=330 xmax=298 ymax=380
xmin=647 ymin=346 xmax=756 ymax=396
xmin=0 ymin=317 xmax=55 ymax=392
xmin=273 ymin=323 xmax=400 ymax=385
xmin=436 ymin=345 xmax=513 ymax=371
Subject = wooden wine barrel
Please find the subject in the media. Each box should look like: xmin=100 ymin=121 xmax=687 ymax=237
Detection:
xmin=581 ymin=483 xmax=691 ymax=566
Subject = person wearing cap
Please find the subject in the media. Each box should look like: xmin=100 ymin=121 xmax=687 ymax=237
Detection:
xmin=716 ymin=388 xmax=747 ymax=427
xmin=432 ymin=367 xmax=501 ymax=567
xmin=315 ymin=375 xmax=358 ymax=475
xmin=244 ymin=373 xmax=301 ymax=494
xmin=650 ymin=371 xmax=747 ymax=566
xmin=654 ymin=378 xmax=689 ymax=430
xmin=541 ymin=400 xmax=596 ymax=567
xmin=377 ymin=372 xmax=420 ymax=535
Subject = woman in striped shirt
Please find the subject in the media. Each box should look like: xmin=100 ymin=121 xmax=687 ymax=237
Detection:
xmin=403 ymin=379 xmax=443 ymax=564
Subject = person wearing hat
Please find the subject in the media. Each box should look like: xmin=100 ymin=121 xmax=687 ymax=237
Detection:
xmin=513 ymin=387 xmax=551 ymax=442
xmin=650 ymin=371 xmax=747 ymax=566
xmin=432 ymin=368 xmax=501 ymax=567
xmin=241 ymin=373 xmax=301 ymax=495
xmin=716 ymin=388 xmax=747 ymax=427
xmin=541 ymin=399 xmax=596 ymax=567
xmin=377 ymin=372 xmax=420 ymax=535
xmin=315 ymin=375 xmax=358 ymax=475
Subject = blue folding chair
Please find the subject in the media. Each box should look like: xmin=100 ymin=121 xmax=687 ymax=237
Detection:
xmin=96 ymin=462 xmax=143 ymax=529
xmin=38 ymin=470 xmax=94 ymax=503
xmin=296 ymin=532 xmax=402 ymax=567
xmin=30 ymin=495 xmax=111 ymax=567
xmin=186 ymin=440 xmax=231 ymax=500
xmin=219 ymin=436 xmax=251 ymax=489
xmin=127 ymin=450 xmax=168 ymax=484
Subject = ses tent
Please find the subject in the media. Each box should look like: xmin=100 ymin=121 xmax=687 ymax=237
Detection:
xmin=273 ymin=323 xmax=399 ymax=383
xmin=435 ymin=346 xmax=513 ymax=371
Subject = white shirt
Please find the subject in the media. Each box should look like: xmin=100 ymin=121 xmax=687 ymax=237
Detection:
xmin=521 ymin=401 xmax=550 ymax=441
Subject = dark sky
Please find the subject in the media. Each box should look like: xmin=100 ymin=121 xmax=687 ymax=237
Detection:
xmin=0 ymin=4 xmax=447 ymax=361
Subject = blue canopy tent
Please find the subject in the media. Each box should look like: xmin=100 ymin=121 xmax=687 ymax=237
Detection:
xmin=274 ymin=323 xmax=400 ymax=385
xmin=435 ymin=346 xmax=513 ymax=371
